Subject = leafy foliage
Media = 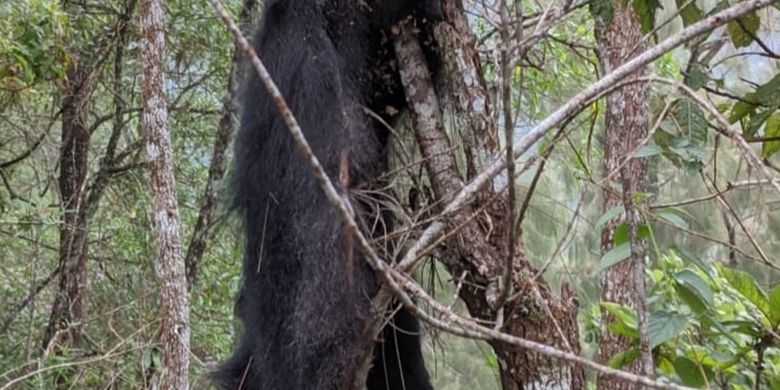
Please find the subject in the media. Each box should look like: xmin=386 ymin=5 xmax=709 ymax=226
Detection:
xmin=0 ymin=0 xmax=69 ymax=90
xmin=588 ymin=252 xmax=780 ymax=388
xmin=630 ymin=0 xmax=662 ymax=35
xmin=726 ymin=12 xmax=760 ymax=49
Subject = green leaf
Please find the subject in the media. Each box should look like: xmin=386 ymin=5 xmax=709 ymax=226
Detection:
xmin=745 ymin=108 xmax=774 ymax=137
xmin=676 ymin=0 xmax=702 ymax=27
xmin=613 ymin=224 xmax=629 ymax=246
xmin=602 ymin=302 xmax=638 ymax=329
xmin=674 ymin=269 xmax=714 ymax=306
xmin=754 ymin=74 xmax=780 ymax=105
xmin=673 ymin=246 xmax=713 ymax=275
xmin=632 ymin=0 xmax=662 ymax=35
xmin=718 ymin=264 xmax=771 ymax=321
xmin=656 ymin=354 xmax=676 ymax=376
xmin=686 ymin=348 xmax=729 ymax=371
xmin=612 ymin=223 xmax=651 ymax=247
xmin=722 ymin=320 xmax=762 ymax=338
xmin=686 ymin=64 xmax=707 ymax=90
xmin=607 ymin=321 xmax=639 ymax=339
xmin=730 ymin=97 xmax=759 ymax=124
xmin=729 ymin=73 xmax=780 ymax=123
xmin=597 ymin=243 xmax=631 ymax=273
xmin=635 ymin=144 xmax=663 ymax=158
xmin=590 ymin=0 xmax=615 ymax=24
xmin=727 ymin=11 xmax=760 ymax=48
xmin=762 ymin=113 xmax=780 ymax=158
xmin=769 ymin=284 xmax=780 ymax=326
xmin=769 ymin=374 xmax=780 ymax=390
xmin=657 ymin=209 xmax=688 ymax=230
xmin=671 ymin=98 xmax=708 ymax=145
xmin=602 ymin=302 xmax=638 ymax=339
xmin=608 ymin=347 xmax=639 ymax=369
xmin=637 ymin=224 xmax=651 ymax=239
xmin=674 ymin=282 xmax=708 ymax=314
xmin=674 ymin=356 xmax=710 ymax=388
xmin=595 ymin=205 xmax=624 ymax=231
xmin=648 ymin=311 xmax=689 ymax=348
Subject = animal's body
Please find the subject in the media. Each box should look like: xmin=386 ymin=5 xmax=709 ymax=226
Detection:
xmin=214 ymin=1 xmax=440 ymax=389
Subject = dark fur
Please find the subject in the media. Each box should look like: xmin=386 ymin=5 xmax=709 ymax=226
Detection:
xmin=215 ymin=1 xmax=439 ymax=389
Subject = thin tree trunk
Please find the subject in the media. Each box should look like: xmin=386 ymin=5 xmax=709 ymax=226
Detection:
xmin=42 ymin=0 xmax=137 ymax=356
xmin=43 ymin=61 xmax=93 ymax=352
xmin=594 ymin=1 xmax=653 ymax=388
xmin=185 ymin=0 xmax=256 ymax=288
xmin=140 ymin=0 xmax=190 ymax=387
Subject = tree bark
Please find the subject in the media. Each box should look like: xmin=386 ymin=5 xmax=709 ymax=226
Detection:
xmin=43 ymin=61 xmax=94 ymax=352
xmin=395 ymin=1 xmax=586 ymax=388
xmin=140 ymin=0 xmax=190 ymax=387
xmin=594 ymin=1 xmax=653 ymax=387
xmin=42 ymin=0 xmax=138 ymax=354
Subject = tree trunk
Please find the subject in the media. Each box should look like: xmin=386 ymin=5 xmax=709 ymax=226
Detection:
xmin=185 ymin=0 xmax=256 ymax=289
xmin=43 ymin=61 xmax=93 ymax=352
xmin=42 ymin=0 xmax=137 ymax=356
xmin=395 ymin=1 xmax=586 ymax=388
xmin=140 ymin=0 xmax=190 ymax=387
xmin=594 ymin=1 xmax=653 ymax=387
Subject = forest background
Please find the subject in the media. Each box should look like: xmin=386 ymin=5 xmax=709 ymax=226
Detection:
xmin=1 ymin=0 xmax=780 ymax=389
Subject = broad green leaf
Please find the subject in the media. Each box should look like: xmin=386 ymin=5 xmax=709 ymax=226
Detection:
xmin=675 ymin=283 xmax=708 ymax=314
xmin=601 ymin=302 xmax=637 ymax=329
xmin=769 ymin=284 xmax=780 ymax=326
xmin=762 ymin=113 xmax=780 ymax=158
xmin=657 ymin=209 xmax=688 ymax=230
xmin=718 ymin=264 xmax=771 ymax=321
xmin=674 ymin=269 xmax=714 ymax=306
xmin=671 ymin=98 xmax=707 ymax=145
xmin=673 ymin=246 xmax=713 ymax=275
xmin=769 ymin=374 xmax=780 ymax=390
xmin=595 ymin=205 xmax=624 ymax=231
xmin=722 ymin=320 xmax=762 ymax=338
xmin=608 ymin=347 xmax=639 ymax=369
xmin=597 ymin=243 xmax=631 ymax=273
xmin=590 ymin=0 xmax=615 ymax=24
xmin=727 ymin=12 xmax=759 ymax=48
xmin=607 ymin=321 xmax=639 ymax=339
xmin=638 ymin=224 xmax=651 ymax=239
xmin=648 ymin=311 xmax=689 ymax=348
xmin=676 ymin=0 xmax=702 ymax=27
xmin=730 ymin=95 xmax=760 ymax=124
xmin=602 ymin=302 xmax=639 ymax=339
xmin=674 ymin=356 xmax=710 ymax=388
xmin=635 ymin=144 xmax=663 ymax=158
xmin=754 ymin=74 xmax=780 ymax=105
xmin=632 ymin=0 xmax=662 ymax=35
xmin=745 ymin=108 xmax=774 ymax=137
xmin=686 ymin=64 xmax=707 ymax=90
xmin=657 ymin=354 xmax=676 ymax=376
xmin=613 ymin=224 xmax=629 ymax=246
xmin=729 ymin=73 xmax=780 ymax=123
xmin=686 ymin=347 xmax=729 ymax=371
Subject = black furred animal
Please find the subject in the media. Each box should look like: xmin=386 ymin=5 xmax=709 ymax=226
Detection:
xmin=214 ymin=1 xmax=440 ymax=389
